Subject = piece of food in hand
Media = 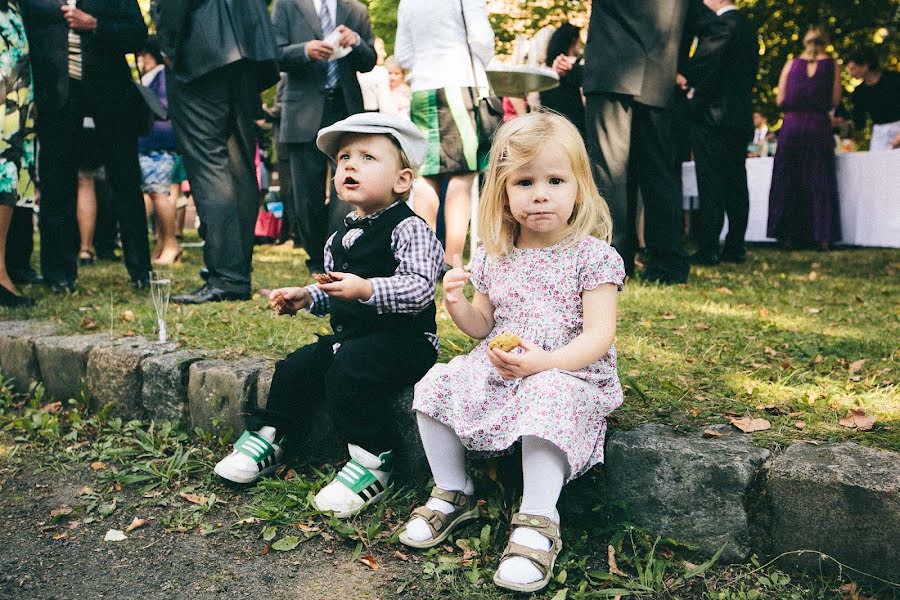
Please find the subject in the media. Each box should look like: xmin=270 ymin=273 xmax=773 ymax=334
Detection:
xmin=313 ymin=273 xmax=336 ymax=285
xmin=272 ymin=291 xmax=295 ymax=315
xmin=488 ymin=332 xmax=522 ymax=352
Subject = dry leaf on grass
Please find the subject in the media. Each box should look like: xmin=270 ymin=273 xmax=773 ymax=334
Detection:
xmin=813 ymin=354 xmax=824 ymax=364
xmin=848 ymin=359 xmax=866 ymax=375
xmin=730 ymin=417 xmax=771 ymax=433
xmin=179 ymin=492 xmax=208 ymax=505
xmin=694 ymin=322 xmax=711 ymax=330
xmin=52 ymin=532 xmax=68 ymax=540
xmin=702 ymin=429 xmax=723 ymax=438
xmin=794 ymin=421 xmax=806 ymax=430
xmin=807 ymin=271 xmax=818 ymax=281
xmin=293 ymin=522 xmax=320 ymax=533
xmin=758 ymin=307 xmax=769 ymax=317
xmin=122 ymin=310 xmax=135 ymax=322
xmin=125 ymin=517 xmax=148 ymax=533
xmin=81 ymin=316 xmax=98 ymax=330
xmin=103 ymin=529 xmax=127 ymax=542
xmin=607 ymin=545 xmax=628 ymax=577
xmin=44 ymin=401 xmax=63 ymax=413
xmin=838 ymin=409 xmax=876 ymax=431
xmin=715 ymin=286 xmax=733 ymax=295
xmin=50 ymin=506 xmax=73 ymax=518
xmin=393 ymin=550 xmax=409 ymax=561
xmin=359 ymin=555 xmax=379 ymax=570
xmin=764 ymin=346 xmax=778 ymax=357
xmin=89 ymin=461 xmax=106 ymax=471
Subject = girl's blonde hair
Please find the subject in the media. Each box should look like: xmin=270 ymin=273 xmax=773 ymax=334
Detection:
xmin=478 ymin=111 xmax=612 ymax=257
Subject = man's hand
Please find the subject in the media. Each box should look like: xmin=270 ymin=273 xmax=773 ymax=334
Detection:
xmin=334 ymin=25 xmax=360 ymax=48
xmin=305 ymin=40 xmax=335 ymax=61
xmin=551 ymin=54 xmax=573 ymax=77
xmin=318 ymin=272 xmax=374 ymax=302
xmin=442 ymin=254 xmax=470 ymax=305
xmin=675 ymin=73 xmax=689 ymax=90
xmin=61 ymin=5 xmax=98 ymax=32
xmin=269 ymin=287 xmax=311 ymax=316
xmin=485 ymin=339 xmax=551 ymax=380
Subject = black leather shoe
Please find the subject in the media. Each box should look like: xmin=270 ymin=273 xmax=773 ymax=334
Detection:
xmin=0 ymin=284 xmax=35 ymax=307
xmin=642 ymin=270 xmax=689 ymax=285
xmin=132 ymin=275 xmax=151 ymax=290
xmin=9 ymin=269 xmax=44 ymax=285
xmin=689 ymin=252 xmax=720 ymax=266
xmin=172 ymin=284 xmax=250 ymax=304
xmin=48 ymin=280 xmax=77 ymax=294
xmin=199 ymin=268 xmax=210 ymax=282
xmin=720 ymin=251 xmax=747 ymax=264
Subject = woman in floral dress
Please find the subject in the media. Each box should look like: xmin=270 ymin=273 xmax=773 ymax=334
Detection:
xmin=0 ymin=0 xmax=35 ymax=307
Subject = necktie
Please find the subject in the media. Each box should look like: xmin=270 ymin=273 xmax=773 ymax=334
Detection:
xmin=319 ymin=1 xmax=339 ymax=89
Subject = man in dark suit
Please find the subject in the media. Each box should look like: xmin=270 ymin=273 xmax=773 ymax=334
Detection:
xmin=21 ymin=0 xmax=152 ymax=292
xmin=583 ymin=0 xmax=705 ymax=284
xmin=156 ymin=0 xmax=278 ymax=303
xmin=271 ymin=0 xmax=376 ymax=274
xmin=679 ymin=0 xmax=758 ymax=264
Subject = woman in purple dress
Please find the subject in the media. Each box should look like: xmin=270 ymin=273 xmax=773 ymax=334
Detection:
xmin=767 ymin=26 xmax=842 ymax=250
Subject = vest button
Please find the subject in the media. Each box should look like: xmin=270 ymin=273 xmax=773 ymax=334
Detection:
xmin=342 ymin=262 xmax=349 ymax=269
xmin=335 ymin=325 xmax=343 ymax=332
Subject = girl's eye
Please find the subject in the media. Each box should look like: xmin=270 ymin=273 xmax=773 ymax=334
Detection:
xmin=517 ymin=179 xmax=532 ymax=187
xmin=549 ymin=178 xmax=563 ymax=185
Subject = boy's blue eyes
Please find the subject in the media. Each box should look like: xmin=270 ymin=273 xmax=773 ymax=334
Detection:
xmin=338 ymin=153 xmax=375 ymax=161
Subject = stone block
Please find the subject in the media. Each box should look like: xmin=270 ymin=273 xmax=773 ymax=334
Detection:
xmin=255 ymin=362 xmax=276 ymax=412
xmin=768 ymin=442 xmax=900 ymax=583
xmin=86 ymin=337 xmax=177 ymax=420
xmin=141 ymin=349 xmax=211 ymax=423
xmin=0 ymin=321 xmax=59 ymax=393
xmin=187 ymin=358 xmax=268 ymax=438
xmin=34 ymin=334 xmax=112 ymax=401
xmin=604 ymin=424 xmax=769 ymax=562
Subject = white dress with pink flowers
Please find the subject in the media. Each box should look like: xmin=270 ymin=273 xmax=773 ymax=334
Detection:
xmin=413 ymin=236 xmax=625 ymax=481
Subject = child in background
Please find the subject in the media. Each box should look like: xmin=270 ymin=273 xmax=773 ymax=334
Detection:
xmin=399 ymin=112 xmax=625 ymax=593
xmin=214 ymin=113 xmax=444 ymax=519
xmin=385 ymin=56 xmax=412 ymax=119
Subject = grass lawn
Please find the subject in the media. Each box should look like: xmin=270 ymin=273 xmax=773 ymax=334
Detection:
xmin=2 ymin=236 xmax=898 ymax=451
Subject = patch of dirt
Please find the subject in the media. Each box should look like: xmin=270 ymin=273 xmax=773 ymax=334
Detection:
xmin=0 ymin=449 xmax=421 ymax=600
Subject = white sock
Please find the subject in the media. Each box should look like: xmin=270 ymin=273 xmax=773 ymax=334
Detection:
xmin=405 ymin=413 xmax=473 ymax=542
xmin=257 ymin=426 xmax=277 ymax=442
xmin=496 ymin=436 xmax=568 ymax=586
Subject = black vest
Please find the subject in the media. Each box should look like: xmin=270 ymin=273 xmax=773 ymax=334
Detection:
xmin=329 ymin=203 xmax=437 ymax=342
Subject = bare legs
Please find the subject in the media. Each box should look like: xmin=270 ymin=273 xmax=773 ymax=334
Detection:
xmin=0 ymin=205 xmax=19 ymax=294
xmin=417 ymin=173 xmax=477 ymax=261
xmin=148 ymin=191 xmax=181 ymax=264
xmin=76 ymin=176 xmax=96 ymax=262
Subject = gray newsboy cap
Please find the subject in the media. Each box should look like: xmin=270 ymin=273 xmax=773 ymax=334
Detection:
xmin=316 ymin=112 xmax=428 ymax=169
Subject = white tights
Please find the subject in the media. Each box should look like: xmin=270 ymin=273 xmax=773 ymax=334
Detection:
xmin=408 ymin=413 xmax=569 ymax=585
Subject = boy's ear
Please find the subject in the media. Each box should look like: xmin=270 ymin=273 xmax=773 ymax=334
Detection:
xmin=393 ymin=167 xmax=415 ymax=196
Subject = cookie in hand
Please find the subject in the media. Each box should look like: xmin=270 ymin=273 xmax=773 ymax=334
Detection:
xmin=488 ymin=332 xmax=522 ymax=352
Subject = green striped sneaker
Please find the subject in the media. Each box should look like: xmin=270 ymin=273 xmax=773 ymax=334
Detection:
xmin=214 ymin=427 xmax=284 ymax=484
xmin=313 ymin=444 xmax=393 ymax=518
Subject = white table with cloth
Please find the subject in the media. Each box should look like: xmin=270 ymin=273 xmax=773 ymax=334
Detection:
xmin=682 ymin=151 xmax=900 ymax=248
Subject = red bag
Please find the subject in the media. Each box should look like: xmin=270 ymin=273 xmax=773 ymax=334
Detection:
xmin=254 ymin=208 xmax=282 ymax=241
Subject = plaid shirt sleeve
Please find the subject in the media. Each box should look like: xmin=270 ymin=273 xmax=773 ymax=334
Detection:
xmin=303 ymin=232 xmax=337 ymax=316
xmin=367 ymin=216 xmax=444 ymax=314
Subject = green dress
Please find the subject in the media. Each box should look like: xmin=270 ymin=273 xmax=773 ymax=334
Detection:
xmin=0 ymin=1 xmax=35 ymax=208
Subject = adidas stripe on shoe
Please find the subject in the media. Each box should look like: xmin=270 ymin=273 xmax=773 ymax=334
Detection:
xmin=214 ymin=428 xmax=284 ymax=484
xmin=314 ymin=444 xmax=393 ymax=518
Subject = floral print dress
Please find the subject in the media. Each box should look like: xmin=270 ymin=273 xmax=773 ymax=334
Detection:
xmin=414 ymin=236 xmax=626 ymax=481
xmin=0 ymin=1 xmax=35 ymax=208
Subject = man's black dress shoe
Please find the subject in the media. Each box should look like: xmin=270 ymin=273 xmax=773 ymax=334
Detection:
xmin=0 ymin=284 xmax=35 ymax=307
xmin=132 ymin=275 xmax=151 ymax=290
xmin=172 ymin=284 xmax=250 ymax=304
xmin=48 ymin=280 xmax=77 ymax=294
xmin=9 ymin=269 xmax=43 ymax=285
xmin=689 ymin=252 xmax=720 ymax=266
xmin=720 ymin=252 xmax=747 ymax=264
xmin=199 ymin=268 xmax=210 ymax=282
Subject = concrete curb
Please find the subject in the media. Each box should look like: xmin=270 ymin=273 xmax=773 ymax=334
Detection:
xmin=1 ymin=322 xmax=897 ymax=582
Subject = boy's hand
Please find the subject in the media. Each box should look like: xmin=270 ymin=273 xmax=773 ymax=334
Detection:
xmin=443 ymin=254 xmax=470 ymax=305
xmin=318 ymin=272 xmax=374 ymax=302
xmin=269 ymin=287 xmax=311 ymax=316
xmin=486 ymin=339 xmax=551 ymax=380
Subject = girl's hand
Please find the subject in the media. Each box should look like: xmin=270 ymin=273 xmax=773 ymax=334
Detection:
xmin=486 ymin=339 xmax=552 ymax=380
xmin=443 ymin=254 xmax=470 ymax=305
xmin=318 ymin=272 xmax=374 ymax=301
xmin=269 ymin=287 xmax=311 ymax=316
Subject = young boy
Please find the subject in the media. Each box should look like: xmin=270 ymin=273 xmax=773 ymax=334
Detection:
xmin=214 ymin=113 xmax=444 ymax=518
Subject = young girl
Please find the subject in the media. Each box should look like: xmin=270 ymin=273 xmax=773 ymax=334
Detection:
xmin=399 ymin=112 xmax=624 ymax=593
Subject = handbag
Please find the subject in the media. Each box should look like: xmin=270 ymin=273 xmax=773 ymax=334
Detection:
xmin=254 ymin=207 xmax=282 ymax=241
xmin=458 ymin=0 xmax=502 ymax=155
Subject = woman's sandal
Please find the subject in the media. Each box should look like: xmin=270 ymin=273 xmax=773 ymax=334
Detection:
xmin=78 ymin=249 xmax=95 ymax=266
xmin=398 ymin=486 xmax=480 ymax=549
xmin=492 ymin=512 xmax=563 ymax=593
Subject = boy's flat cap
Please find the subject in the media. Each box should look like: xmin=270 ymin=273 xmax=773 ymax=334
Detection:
xmin=316 ymin=112 xmax=428 ymax=169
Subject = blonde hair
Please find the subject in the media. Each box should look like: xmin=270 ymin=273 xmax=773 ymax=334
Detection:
xmin=478 ymin=111 xmax=612 ymax=257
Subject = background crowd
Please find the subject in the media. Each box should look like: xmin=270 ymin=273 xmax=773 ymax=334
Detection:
xmin=0 ymin=0 xmax=895 ymax=307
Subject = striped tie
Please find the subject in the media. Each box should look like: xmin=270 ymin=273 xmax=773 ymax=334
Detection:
xmin=319 ymin=1 xmax=339 ymax=89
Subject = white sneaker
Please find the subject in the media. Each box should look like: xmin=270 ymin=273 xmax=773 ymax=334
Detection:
xmin=313 ymin=444 xmax=393 ymax=518
xmin=214 ymin=426 xmax=283 ymax=484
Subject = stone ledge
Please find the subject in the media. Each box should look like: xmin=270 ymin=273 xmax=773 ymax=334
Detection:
xmin=0 ymin=320 xmax=60 ymax=393
xmin=34 ymin=334 xmax=112 ymax=401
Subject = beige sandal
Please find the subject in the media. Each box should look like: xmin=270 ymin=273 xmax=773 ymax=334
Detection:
xmin=492 ymin=512 xmax=563 ymax=593
xmin=398 ymin=486 xmax=480 ymax=549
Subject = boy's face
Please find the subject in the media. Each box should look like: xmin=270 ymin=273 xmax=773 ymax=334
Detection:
xmin=334 ymin=134 xmax=413 ymax=216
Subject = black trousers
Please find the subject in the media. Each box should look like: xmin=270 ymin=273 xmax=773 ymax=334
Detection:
xmin=690 ymin=123 xmax=749 ymax=257
xmin=251 ymin=331 xmax=437 ymax=457
xmin=170 ymin=62 xmax=259 ymax=294
xmin=585 ymin=93 xmax=689 ymax=281
xmin=6 ymin=206 xmax=35 ymax=276
xmin=287 ymin=91 xmax=352 ymax=273
xmin=36 ymin=83 xmax=151 ymax=285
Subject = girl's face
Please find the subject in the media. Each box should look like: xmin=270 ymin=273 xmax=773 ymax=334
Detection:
xmin=504 ymin=142 xmax=577 ymax=247
xmin=387 ymin=65 xmax=404 ymax=89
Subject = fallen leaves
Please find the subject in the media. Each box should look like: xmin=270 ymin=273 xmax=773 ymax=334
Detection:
xmin=715 ymin=286 xmax=733 ymax=295
xmin=81 ymin=316 xmax=98 ymax=330
xmin=838 ymin=409 xmax=876 ymax=431
xmin=122 ymin=310 xmax=135 ymax=322
xmin=393 ymin=550 xmax=409 ymax=561
xmin=271 ymin=536 xmax=300 ymax=551
xmin=50 ymin=506 xmax=73 ymax=519
xmin=125 ymin=517 xmax=148 ymax=533
xmin=89 ymin=461 xmax=106 ymax=471
xmin=794 ymin=421 xmax=806 ymax=430
xmin=607 ymin=545 xmax=628 ymax=577
xmin=730 ymin=417 xmax=771 ymax=433
xmin=103 ymin=529 xmax=127 ymax=542
xmin=358 ymin=555 xmax=379 ymax=570
xmin=847 ymin=359 xmax=866 ymax=375
xmin=178 ymin=492 xmax=208 ymax=505
xmin=702 ymin=429 xmax=723 ymax=438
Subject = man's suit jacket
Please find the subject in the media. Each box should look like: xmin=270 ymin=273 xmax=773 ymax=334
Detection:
xmin=272 ymin=0 xmax=376 ymax=144
xmin=21 ymin=0 xmax=146 ymax=117
xmin=683 ymin=8 xmax=758 ymax=133
xmin=584 ymin=0 xmax=705 ymax=109
xmin=155 ymin=0 xmax=277 ymax=89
